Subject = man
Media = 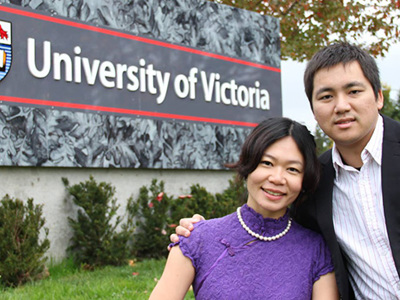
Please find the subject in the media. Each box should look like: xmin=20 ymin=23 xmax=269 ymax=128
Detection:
xmin=171 ymin=43 xmax=400 ymax=299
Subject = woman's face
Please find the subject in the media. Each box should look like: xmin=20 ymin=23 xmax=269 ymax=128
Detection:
xmin=246 ymin=136 xmax=304 ymax=219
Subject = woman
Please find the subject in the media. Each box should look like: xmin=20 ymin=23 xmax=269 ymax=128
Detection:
xmin=150 ymin=117 xmax=338 ymax=299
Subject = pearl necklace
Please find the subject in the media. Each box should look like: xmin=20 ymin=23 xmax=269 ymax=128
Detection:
xmin=236 ymin=207 xmax=292 ymax=241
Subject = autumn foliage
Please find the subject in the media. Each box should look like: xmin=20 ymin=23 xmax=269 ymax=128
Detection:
xmin=212 ymin=0 xmax=400 ymax=61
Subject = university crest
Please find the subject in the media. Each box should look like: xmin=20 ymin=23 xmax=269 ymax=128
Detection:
xmin=0 ymin=19 xmax=11 ymax=81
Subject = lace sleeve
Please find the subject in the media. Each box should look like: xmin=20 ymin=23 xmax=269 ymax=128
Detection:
xmin=312 ymin=236 xmax=335 ymax=282
xmin=170 ymin=221 xmax=206 ymax=269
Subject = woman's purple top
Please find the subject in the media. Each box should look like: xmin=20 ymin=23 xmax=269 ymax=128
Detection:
xmin=173 ymin=204 xmax=334 ymax=299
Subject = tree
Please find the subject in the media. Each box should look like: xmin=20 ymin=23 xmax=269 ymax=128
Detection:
xmin=212 ymin=0 xmax=400 ymax=61
xmin=380 ymin=85 xmax=400 ymax=122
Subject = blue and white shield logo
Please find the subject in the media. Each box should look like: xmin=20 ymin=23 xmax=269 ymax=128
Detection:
xmin=0 ymin=20 xmax=11 ymax=82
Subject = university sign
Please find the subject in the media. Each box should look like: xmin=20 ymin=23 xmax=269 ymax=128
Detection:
xmin=0 ymin=4 xmax=281 ymax=127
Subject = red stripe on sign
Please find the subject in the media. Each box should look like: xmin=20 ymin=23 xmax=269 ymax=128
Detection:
xmin=0 ymin=95 xmax=259 ymax=127
xmin=0 ymin=4 xmax=280 ymax=73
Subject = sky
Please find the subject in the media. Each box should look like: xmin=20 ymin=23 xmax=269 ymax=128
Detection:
xmin=280 ymin=42 xmax=400 ymax=132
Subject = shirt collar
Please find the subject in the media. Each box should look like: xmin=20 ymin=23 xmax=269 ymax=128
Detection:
xmin=332 ymin=115 xmax=383 ymax=174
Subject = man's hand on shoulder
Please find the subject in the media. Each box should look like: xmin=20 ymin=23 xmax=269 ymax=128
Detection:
xmin=168 ymin=214 xmax=205 ymax=250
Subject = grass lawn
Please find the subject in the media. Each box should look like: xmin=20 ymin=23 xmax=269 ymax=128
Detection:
xmin=0 ymin=258 xmax=195 ymax=300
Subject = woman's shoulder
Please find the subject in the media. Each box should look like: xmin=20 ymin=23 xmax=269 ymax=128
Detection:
xmin=290 ymin=220 xmax=327 ymax=244
xmin=289 ymin=221 xmax=333 ymax=266
xmin=193 ymin=210 xmax=238 ymax=232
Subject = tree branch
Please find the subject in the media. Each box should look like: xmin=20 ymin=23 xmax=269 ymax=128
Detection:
xmin=281 ymin=0 xmax=300 ymax=16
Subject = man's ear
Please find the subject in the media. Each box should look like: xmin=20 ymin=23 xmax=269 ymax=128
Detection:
xmin=377 ymin=90 xmax=384 ymax=110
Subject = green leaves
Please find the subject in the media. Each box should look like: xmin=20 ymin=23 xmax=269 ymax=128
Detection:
xmin=63 ymin=176 xmax=133 ymax=268
xmin=380 ymin=85 xmax=400 ymax=122
xmin=0 ymin=195 xmax=50 ymax=287
xmin=128 ymin=179 xmax=173 ymax=259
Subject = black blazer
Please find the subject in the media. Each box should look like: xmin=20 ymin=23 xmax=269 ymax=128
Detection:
xmin=292 ymin=115 xmax=400 ymax=300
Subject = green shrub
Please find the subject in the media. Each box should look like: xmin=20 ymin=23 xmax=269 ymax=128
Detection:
xmin=170 ymin=178 xmax=246 ymax=223
xmin=128 ymin=179 xmax=173 ymax=259
xmin=214 ymin=176 xmax=247 ymax=216
xmin=0 ymin=195 xmax=50 ymax=287
xmin=62 ymin=176 xmax=133 ymax=268
xmin=169 ymin=184 xmax=217 ymax=223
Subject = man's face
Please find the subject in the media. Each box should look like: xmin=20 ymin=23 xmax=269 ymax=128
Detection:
xmin=311 ymin=61 xmax=383 ymax=153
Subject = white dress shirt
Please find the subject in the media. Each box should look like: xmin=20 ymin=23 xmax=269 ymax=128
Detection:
xmin=332 ymin=116 xmax=400 ymax=299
